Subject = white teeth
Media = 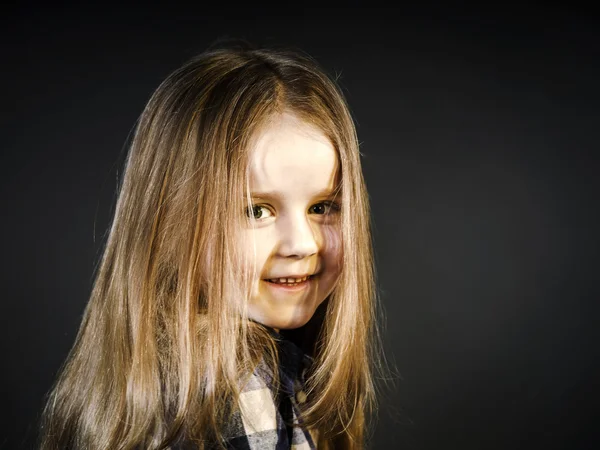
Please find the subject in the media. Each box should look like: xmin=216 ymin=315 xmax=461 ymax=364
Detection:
xmin=268 ymin=276 xmax=309 ymax=284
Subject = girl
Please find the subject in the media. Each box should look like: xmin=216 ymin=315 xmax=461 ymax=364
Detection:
xmin=39 ymin=42 xmax=380 ymax=449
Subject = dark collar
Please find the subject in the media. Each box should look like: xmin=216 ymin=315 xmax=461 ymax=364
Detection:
xmin=260 ymin=325 xmax=313 ymax=396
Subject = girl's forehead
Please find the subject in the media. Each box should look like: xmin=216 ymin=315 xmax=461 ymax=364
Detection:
xmin=252 ymin=112 xmax=331 ymax=150
xmin=248 ymin=114 xmax=339 ymax=195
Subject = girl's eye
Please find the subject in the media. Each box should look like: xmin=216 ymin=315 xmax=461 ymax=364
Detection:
xmin=245 ymin=201 xmax=340 ymax=221
xmin=245 ymin=205 xmax=273 ymax=220
xmin=310 ymin=201 xmax=341 ymax=215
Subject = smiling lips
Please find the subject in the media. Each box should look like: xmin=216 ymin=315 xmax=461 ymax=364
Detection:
xmin=264 ymin=274 xmax=316 ymax=287
xmin=267 ymin=275 xmax=310 ymax=283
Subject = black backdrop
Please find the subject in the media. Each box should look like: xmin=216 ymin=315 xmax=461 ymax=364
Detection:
xmin=2 ymin=4 xmax=598 ymax=449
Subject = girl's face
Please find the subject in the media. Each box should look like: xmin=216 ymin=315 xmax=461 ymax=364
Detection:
xmin=243 ymin=112 xmax=342 ymax=330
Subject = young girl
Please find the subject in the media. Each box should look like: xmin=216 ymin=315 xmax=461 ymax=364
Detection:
xmin=40 ymin=42 xmax=379 ymax=449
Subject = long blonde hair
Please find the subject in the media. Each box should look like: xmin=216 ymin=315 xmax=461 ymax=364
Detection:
xmin=39 ymin=43 xmax=379 ymax=449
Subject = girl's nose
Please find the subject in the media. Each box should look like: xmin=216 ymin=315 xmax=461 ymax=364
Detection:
xmin=277 ymin=214 xmax=319 ymax=258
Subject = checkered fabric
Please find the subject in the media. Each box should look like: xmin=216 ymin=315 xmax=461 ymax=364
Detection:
xmin=172 ymin=330 xmax=316 ymax=449
xmin=222 ymin=332 xmax=316 ymax=449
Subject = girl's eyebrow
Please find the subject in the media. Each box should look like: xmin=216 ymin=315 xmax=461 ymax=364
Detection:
xmin=249 ymin=188 xmax=337 ymax=199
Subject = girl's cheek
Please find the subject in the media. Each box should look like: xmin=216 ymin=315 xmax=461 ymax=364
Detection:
xmin=241 ymin=229 xmax=272 ymax=276
xmin=322 ymin=225 xmax=343 ymax=264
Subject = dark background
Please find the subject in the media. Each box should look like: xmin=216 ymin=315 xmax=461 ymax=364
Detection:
xmin=2 ymin=4 xmax=598 ymax=449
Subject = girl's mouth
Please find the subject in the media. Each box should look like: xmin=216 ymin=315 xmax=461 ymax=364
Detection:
xmin=262 ymin=274 xmax=316 ymax=291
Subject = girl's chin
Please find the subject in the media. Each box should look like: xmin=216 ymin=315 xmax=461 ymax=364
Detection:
xmin=248 ymin=305 xmax=317 ymax=331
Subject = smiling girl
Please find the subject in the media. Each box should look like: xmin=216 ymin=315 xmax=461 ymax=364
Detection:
xmin=39 ymin=42 xmax=379 ymax=449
